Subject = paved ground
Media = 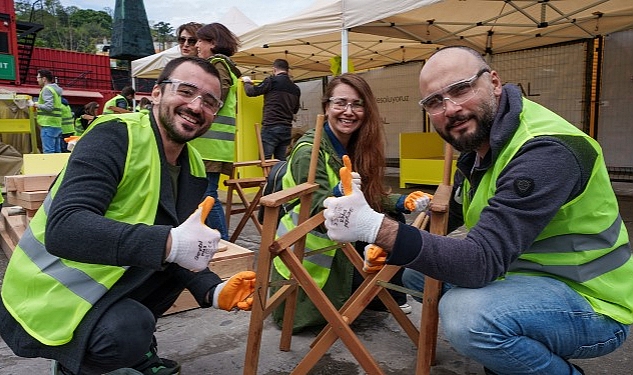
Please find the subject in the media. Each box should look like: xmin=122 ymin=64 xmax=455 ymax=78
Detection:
xmin=1 ymin=178 xmax=632 ymax=374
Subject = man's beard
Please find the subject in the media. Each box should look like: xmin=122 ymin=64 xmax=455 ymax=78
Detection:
xmin=158 ymin=104 xmax=207 ymax=144
xmin=438 ymin=100 xmax=496 ymax=153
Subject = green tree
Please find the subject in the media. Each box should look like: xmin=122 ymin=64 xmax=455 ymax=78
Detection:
xmin=151 ymin=21 xmax=173 ymax=51
xmin=14 ymin=0 xmax=112 ymax=52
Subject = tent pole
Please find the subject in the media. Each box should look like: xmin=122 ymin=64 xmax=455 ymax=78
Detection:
xmin=341 ymin=29 xmax=349 ymax=74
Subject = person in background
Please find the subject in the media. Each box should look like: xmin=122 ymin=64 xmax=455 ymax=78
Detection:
xmin=322 ymin=46 xmax=632 ymax=375
xmin=243 ymin=58 xmax=301 ymax=161
xmin=191 ymin=22 xmax=242 ymax=241
xmin=176 ymin=22 xmax=203 ymax=57
xmin=74 ymin=101 xmax=99 ymax=136
xmin=136 ymin=97 xmax=152 ymax=115
xmin=60 ymin=98 xmax=74 ymax=152
xmin=32 ymin=69 xmax=63 ymax=153
xmin=102 ymin=86 xmax=135 ymax=114
xmin=272 ymin=73 xmax=432 ymax=332
xmin=0 ymin=56 xmax=256 ymax=375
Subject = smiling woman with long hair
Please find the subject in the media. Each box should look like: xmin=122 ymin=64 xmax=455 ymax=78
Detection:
xmin=188 ymin=22 xmax=242 ymax=241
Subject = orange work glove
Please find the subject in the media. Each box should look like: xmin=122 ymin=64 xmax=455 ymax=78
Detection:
xmin=64 ymin=135 xmax=81 ymax=151
xmin=212 ymin=271 xmax=257 ymax=311
xmin=404 ymin=191 xmax=434 ymax=212
xmin=363 ymin=244 xmax=388 ymax=273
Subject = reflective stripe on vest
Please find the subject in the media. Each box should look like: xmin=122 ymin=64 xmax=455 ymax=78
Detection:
xmin=36 ymin=85 xmax=62 ymax=127
xmin=61 ymin=105 xmax=74 ymax=134
xmin=1 ymin=113 xmax=205 ymax=345
xmin=462 ymin=97 xmax=633 ymax=324
xmin=273 ymin=142 xmax=338 ymax=288
xmin=189 ymin=56 xmax=237 ymax=162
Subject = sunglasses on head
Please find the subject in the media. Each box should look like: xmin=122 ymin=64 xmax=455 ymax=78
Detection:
xmin=178 ymin=37 xmax=197 ymax=46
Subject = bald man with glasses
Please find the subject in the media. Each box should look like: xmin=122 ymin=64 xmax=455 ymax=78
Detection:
xmin=322 ymin=46 xmax=632 ymax=375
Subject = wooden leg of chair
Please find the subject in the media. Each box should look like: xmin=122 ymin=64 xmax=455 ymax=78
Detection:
xmin=225 ymin=185 xmax=234 ymax=231
xmin=243 ymin=207 xmax=278 ymax=375
xmin=416 ymin=277 xmax=442 ymax=375
xmin=279 ymin=249 xmax=385 ymax=375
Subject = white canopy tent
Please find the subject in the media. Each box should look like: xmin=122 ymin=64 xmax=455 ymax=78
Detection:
xmin=132 ymin=45 xmax=181 ymax=80
xmin=235 ymin=0 xmax=442 ymax=80
xmin=132 ymin=1 xmax=633 ymax=82
xmin=131 ymin=7 xmax=259 ymax=80
xmin=234 ymin=0 xmax=633 ymax=80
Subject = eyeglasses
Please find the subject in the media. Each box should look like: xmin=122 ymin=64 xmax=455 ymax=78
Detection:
xmin=328 ymin=97 xmax=365 ymax=113
xmin=178 ymin=37 xmax=197 ymax=46
xmin=161 ymin=78 xmax=223 ymax=115
xmin=419 ymin=68 xmax=490 ymax=115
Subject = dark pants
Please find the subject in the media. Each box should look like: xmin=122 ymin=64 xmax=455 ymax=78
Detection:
xmin=77 ymin=266 xmax=188 ymax=374
xmin=204 ymin=172 xmax=229 ymax=240
xmin=261 ymin=124 xmax=292 ymax=161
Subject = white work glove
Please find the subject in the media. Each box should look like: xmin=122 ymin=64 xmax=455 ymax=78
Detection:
xmin=404 ymin=191 xmax=434 ymax=213
xmin=27 ymin=99 xmax=34 ymax=107
xmin=167 ymin=197 xmax=220 ymax=271
xmin=323 ymin=182 xmax=384 ymax=243
xmin=332 ymin=171 xmax=361 ymax=197
xmin=241 ymin=76 xmax=252 ymax=84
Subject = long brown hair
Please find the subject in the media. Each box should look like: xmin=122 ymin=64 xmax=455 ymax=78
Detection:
xmin=322 ymin=73 xmax=387 ymax=211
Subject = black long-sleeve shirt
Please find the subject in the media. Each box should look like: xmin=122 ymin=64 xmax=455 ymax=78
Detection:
xmin=244 ymin=72 xmax=301 ymax=126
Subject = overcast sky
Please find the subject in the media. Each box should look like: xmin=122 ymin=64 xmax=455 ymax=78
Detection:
xmin=58 ymin=0 xmax=314 ymax=31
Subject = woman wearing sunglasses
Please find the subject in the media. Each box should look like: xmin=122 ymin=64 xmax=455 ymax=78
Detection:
xmin=176 ymin=22 xmax=202 ymax=57
xmin=189 ymin=23 xmax=242 ymax=241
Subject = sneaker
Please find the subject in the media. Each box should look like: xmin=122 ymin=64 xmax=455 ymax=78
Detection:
xmin=135 ymin=355 xmax=181 ymax=375
xmin=399 ymin=303 xmax=413 ymax=314
xmin=132 ymin=341 xmax=181 ymax=375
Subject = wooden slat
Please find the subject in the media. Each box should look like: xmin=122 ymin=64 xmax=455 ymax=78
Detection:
xmin=4 ymin=174 xmax=56 ymax=192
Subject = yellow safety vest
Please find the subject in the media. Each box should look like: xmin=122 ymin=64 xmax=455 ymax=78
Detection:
xmin=1 ymin=113 xmax=205 ymax=345
xmin=463 ymin=98 xmax=633 ymax=324
xmin=189 ymin=56 xmax=238 ymax=162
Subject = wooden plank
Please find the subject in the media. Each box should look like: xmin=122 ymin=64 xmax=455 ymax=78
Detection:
xmin=6 ymin=191 xmax=44 ymax=210
xmin=164 ymin=241 xmax=254 ymax=316
xmin=4 ymin=174 xmax=57 ymax=192
xmin=0 ymin=207 xmax=27 ymax=259
xmin=209 ymin=255 xmax=254 ymax=280
xmin=0 ymin=229 xmax=16 ymax=259
xmin=163 ymin=290 xmax=199 ymax=316
xmin=1 ymin=208 xmax=26 ymax=249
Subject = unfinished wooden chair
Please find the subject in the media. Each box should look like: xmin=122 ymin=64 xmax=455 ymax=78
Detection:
xmin=242 ymin=117 xmax=453 ymax=374
xmin=224 ymin=123 xmax=278 ymax=242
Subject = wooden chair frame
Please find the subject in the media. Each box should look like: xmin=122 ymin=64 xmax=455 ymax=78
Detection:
xmin=224 ymin=123 xmax=278 ymax=242
xmin=243 ymin=115 xmax=453 ymax=375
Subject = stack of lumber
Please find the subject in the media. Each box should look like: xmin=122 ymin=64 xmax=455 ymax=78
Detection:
xmin=0 ymin=207 xmax=27 ymax=259
xmin=1 ymin=174 xmax=56 ymax=258
xmin=4 ymin=174 xmax=56 ymax=219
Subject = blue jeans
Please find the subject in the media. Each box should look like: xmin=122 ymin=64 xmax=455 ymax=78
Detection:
xmin=40 ymin=126 xmax=62 ymax=153
xmin=261 ymin=124 xmax=292 ymax=161
xmin=402 ymin=270 xmax=629 ymax=374
xmin=204 ymin=172 xmax=229 ymax=240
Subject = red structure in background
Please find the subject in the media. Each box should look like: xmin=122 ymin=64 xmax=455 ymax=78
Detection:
xmin=0 ymin=0 xmax=119 ymax=108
